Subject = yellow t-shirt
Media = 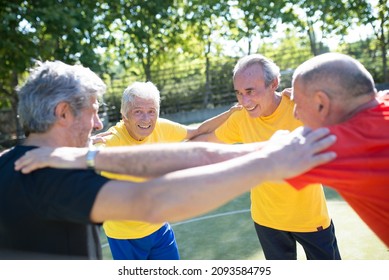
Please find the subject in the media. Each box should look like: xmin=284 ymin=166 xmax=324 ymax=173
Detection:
xmin=102 ymin=118 xmax=187 ymax=239
xmin=215 ymin=95 xmax=331 ymax=232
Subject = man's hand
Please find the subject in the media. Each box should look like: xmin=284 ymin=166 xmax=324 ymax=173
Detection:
xmin=229 ymin=103 xmax=243 ymax=113
xmin=258 ymin=126 xmax=337 ymax=180
xmin=90 ymin=131 xmax=112 ymax=144
xmin=377 ymin=89 xmax=389 ymax=99
xmin=280 ymin=87 xmax=292 ymax=98
xmin=15 ymin=147 xmax=88 ymax=174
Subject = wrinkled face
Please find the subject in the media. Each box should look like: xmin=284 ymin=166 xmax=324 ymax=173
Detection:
xmin=123 ymin=96 xmax=158 ymax=141
xmin=234 ymin=64 xmax=276 ymax=118
xmin=292 ymin=77 xmax=323 ymax=129
xmin=71 ymin=97 xmax=103 ymax=147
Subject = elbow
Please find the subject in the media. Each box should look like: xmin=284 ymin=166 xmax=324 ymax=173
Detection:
xmin=135 ymin=190 xmax=170 ymax=224
xmin=140 ymin=206 xmax=172 ymax=224
xmin=138 ymin=192 xmax=188 ymax=224
xmin=144 ymin=211 xmax=166 ymax=224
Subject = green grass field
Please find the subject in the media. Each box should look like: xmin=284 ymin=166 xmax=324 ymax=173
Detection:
xmin=101 ymin=187 xmax=388 ymax=260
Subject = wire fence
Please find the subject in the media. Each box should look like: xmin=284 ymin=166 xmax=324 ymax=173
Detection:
xmin=1 ymin=48 xmax=388 ymax=151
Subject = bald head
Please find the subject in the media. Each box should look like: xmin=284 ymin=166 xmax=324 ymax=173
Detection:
xmin=293 ymin=53 xmax=376 ymax=100
xmin=292 ymin=53 xmax=378 ymax=128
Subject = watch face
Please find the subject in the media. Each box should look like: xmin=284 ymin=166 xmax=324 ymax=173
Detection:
xmin=86 ymin=148 xmax=98 ymax=169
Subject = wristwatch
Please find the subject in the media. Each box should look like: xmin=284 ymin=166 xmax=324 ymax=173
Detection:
xmin=86 ymin=147 xmax=99 ymax=170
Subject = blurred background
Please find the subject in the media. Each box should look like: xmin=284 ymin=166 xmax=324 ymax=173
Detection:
xmin=1 ymin=0 xmax=388 ymax=151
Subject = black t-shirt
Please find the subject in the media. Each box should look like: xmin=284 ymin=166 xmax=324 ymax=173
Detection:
xmin=0 ymin=146 xmax=110 ymax=259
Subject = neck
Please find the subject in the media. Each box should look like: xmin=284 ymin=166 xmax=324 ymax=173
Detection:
xmin=340 ymin=95 xmax=378 ymax=122
xmin=23 ymin=133 xmax=60 ymax=147
xmin=262 ymin=93 xmax=282 ymax=117
xmin=23 ymin=127 xmax=76 ymax=147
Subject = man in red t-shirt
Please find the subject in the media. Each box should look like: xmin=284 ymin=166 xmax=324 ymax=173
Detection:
xmin=287 ymin=52 xmax=389 ymax=247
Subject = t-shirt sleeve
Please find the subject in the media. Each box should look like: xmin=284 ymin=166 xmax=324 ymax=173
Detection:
xmin=103 ymin=129 xmax=122 ymax=147
xmin=26 ymin=168 xmax=110 ymax=223
xmin=286 ymin=121 xmax=368 ymax=191
xmin=214 ymin=111 xmax=242 ymax=143
xmin=158 ymin=118 xmax=188 ymax=141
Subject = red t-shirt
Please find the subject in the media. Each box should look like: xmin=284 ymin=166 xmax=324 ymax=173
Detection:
xmin=287 ymin=95 xmax=389 ymax=247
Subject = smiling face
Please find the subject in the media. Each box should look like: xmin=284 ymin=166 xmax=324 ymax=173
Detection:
xmin=234 ymin=64 xmax=279 ymax=118
xmin=122 ymin=96 xmax=158 ymax=141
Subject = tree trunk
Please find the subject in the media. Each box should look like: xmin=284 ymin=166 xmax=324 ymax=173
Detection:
xmin=11 ymin=70 xmax=24 ymax=141
xmin=247 ymin=37 xmax=252 ymax=55
xmin=307 ymin=21 xmax=318 ymax=56
xmin=203 ymin=39 xmax=212 ymax=108
xmin=379 ymin=10 xmax=388 ymax=83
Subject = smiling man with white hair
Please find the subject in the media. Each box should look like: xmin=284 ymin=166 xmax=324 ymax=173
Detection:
xmin=99 ymin=81 xmax=241 ymax=260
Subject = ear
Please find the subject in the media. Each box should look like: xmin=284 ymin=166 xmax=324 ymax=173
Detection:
xmin=270 ymin=78 xmax=279 ymax=91
xmin=314 ymin=91 xmax=330 ymax=120
xmin=54 ymin=102 xmax=73 ymax=126
xmin=121 ymin=113 xmax=128 ymax=122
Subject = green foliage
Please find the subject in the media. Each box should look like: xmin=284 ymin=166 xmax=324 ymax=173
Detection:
xmin=99 ymin=0 xmax=183 ymax=81
xmin=101 ymin=55 xmax=237 ymax=122
xmin=281 ymin=0 xmax=372 ymax=55
xmin=0 ymin=0 xmax=106 ymax=114
xmin=230 ymin=0 xmax=285 ymax=54
xmin=0 ymin=0 xmax=387 ymax=115
xmin=337 ymin=37 xmax=386 ymax=83
xmin=361 ymin=0 xmax=389 ymax=82
xmin=256 ymin=30 xmax=312 ymax=88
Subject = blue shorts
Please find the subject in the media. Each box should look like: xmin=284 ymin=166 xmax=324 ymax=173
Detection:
xmin=254 ymin=220 xmax=341 ymax=260
xmin=107 ymin=223 xmax=179 ymax=260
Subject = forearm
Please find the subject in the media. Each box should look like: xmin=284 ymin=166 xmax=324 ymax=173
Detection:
xmin=195 ymin=110 xmax=234 ymax=135
xmin=14 ymin=142 xmax=259 ymax=176
xmin=188 ymin=105 xmax=242 ymax=140
xmin=92 ymin=151 xmax=272 ymax=223
xmin=95 ymin=142 xmax=256 ymax=177
xmin=94 ymin=127 xmax=335 ymax=223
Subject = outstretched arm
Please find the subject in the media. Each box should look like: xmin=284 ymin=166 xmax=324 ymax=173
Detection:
xmin=15 ymin=127 xmax=336 ymax=179
xmin=15 ymin=141 xmax=263 ymax=176
xmin=90 ymin=126 xmax=337 ymax=223
xmin=185 ymin=104 xmax=242 ymax=140
xmin=89 ymin=130 xmax=112 ymax=144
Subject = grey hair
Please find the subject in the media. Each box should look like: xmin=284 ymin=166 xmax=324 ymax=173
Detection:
xmin=292 ymin=53 xmax=375 ymax=99
xmin=120 ymin=81 xmax=161 ymax=117
xmin=17 ymin=60 xmax=106 ymax=133
xmin=233 ymin=54 xmax=281 ymax=87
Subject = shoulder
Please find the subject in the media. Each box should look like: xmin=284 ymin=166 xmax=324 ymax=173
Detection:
xmin=228 ymin=108 xmax=247 ymax=122
xmin=280 ymin=93 xmax=295 ymax=107
xmin=157 ymin=118 xmax=178 ymax=125
xmin=32 ymin=168 xmax=109 ymax=198
xmin=0 ymin=146 xmax=35 ymax=163
xmin=108 ymin=121 xmax=125 ymax=134
xmin=157 ymin=118 xmax=185 ymax=129
xmin=105 ymin=122 xmax=128 ymax=145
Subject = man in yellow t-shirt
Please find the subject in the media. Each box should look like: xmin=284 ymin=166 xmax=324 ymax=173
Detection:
xmin=100 ymin=81 xmax=239 ymax=260
xmin=192 ymin=54 xmax=341 ymax=260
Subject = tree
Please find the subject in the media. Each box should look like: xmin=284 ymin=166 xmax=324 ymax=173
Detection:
xmin=281 ymin=0 xmax=371 ymax=56
xmin=100 ymin=0 xmax=182 ymax=82
xmin=180 ymin=0 xmax=231 ymax=106
xmin=359 ymin=0 xmax=389 ymax=82
xmin=230 ymin=0 xmax=285 ymax=55
xmin=0 ymin=0 xmax=106 ymax=137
